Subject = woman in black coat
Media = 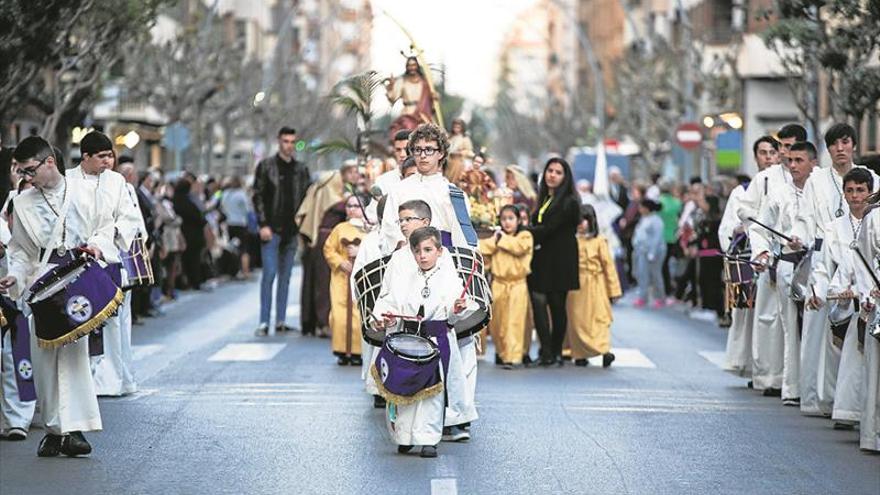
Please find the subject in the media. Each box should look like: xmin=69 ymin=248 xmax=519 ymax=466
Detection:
xmin=173 ymin=177 xmax=208 ymax=290
xmin=528 ymin=157 xmax=581 ymax=366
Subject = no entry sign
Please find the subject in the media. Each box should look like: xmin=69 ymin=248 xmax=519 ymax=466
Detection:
xmin=676 ymin=122 xmax=703 ymax=150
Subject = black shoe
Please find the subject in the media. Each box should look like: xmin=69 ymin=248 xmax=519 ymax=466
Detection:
xmin=522 ymin=354 xmax=533 ymax=366
xmin=762 ymin=388 xmax=782 ymax=397
xmin=37 ymin=434 xmax=62 ymax=457
xmin=556 ymin=357 xmax=565 ymax=367
xmin=397 ymin=445 xmax=413 ymax=454
xmin=254 ymin=324 xmax=269 ymax=337
xmin=537 ymin=358 xmax=555 ymax=367
xmin=833 ymin=421 xmax=855 ymax=430
xmin=494 ymin=354 xmax=502 ymax=365
xmin=782 ymin=397 xmax=800 ymax=406
xmin=747 ymin=380 xmax=754 ymax=389
xmin=602 ymin=353 xmax=615 ymax=368
xmin=4 ymin=427 xmax=27 ymax=441
xmin=276 ymin=324 xmax=297 ymax=333
xmin=350 ymin=356 xmax=363 ymax=366
xmin=574 ymin=359 xmax=589 ymax=367
xmin=60 ymin=431 xmax=91 ymax=457
xmin=373 ymin=395 xmax=386 ymax=409
xmin=337 ymin=355 xmax=350 ymax=366
xmin=420 ymin=445 xmax=438 ymax=458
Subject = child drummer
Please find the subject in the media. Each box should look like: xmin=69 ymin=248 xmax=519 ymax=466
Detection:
xmin=372 ymin=226 xmax=476 ymax=458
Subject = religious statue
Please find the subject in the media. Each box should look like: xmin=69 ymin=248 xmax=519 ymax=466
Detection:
xmin=385 ymin=57 xmax=438 ymax=141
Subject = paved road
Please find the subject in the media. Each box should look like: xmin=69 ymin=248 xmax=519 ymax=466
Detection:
xmin=1 ymin=269 xmax=878 ymax=495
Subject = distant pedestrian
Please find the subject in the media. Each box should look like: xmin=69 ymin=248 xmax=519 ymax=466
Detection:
xmin=633 ymin=199 xmax=666 ymax=308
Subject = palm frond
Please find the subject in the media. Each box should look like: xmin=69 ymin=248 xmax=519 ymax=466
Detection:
xmin=313 ymin=138 xmax=357 ymax=156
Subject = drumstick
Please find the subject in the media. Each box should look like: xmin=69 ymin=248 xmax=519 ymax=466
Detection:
xmin=381 ymin=311 xmax=422 ymax=321
xmin=460 ymin=259 xmax=478 ymax=299
xmin=826 ymin=293 xmax=861 ymax=301
xmin=810 ymin=284 xmax=818 ymax=300
xmin=747 ymin=217 xmax=794 ymax=243
xmin=722 ymin=254 xmax=763 ymax=268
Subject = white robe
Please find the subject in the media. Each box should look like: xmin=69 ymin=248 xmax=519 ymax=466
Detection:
xmin=749 ymin=180 xmax=806 ymax=397
xmin=718 ymin=184 xmax=752 ymax=377
xmin=71 ymin=167 xmax=145 ymax=396
xmin=8 ymin=177 xmax=116 ymax=435
xmin=372 ymin=250 xmax=476 ymax=446
xmin=855 ymin=208 xmax=880 ymax=450
xmin=351 ymin=230 xmax=384 ymax=395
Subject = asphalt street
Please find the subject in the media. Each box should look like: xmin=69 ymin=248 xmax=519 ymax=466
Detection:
xmin=1 ymin=268 xmax=878 ymax=495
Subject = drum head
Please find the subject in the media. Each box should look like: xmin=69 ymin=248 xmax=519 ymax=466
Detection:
xmin=28 ymin=259 xmax=89 ymax=304
xmin=386 ymin=333 xmax=437 ymax=360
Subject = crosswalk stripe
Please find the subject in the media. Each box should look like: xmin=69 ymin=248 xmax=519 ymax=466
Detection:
xmin=431 ymin=479 xmax=458 ymax=495
xmin=588 ymin=347 xmax=656 ymax=368
xmin=132 ymin=344 xmax=164 ymax=361
xmin=208 ymin=343 xmax=287 ymax=362
xmin=698 ymin=350 xmax=728 ymax=369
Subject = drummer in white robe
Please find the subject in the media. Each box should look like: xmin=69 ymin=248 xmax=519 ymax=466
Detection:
xmin=808 ymin=168 xmax=874 ymax=428
xmin=854 ymin=199 xmax=880 ymax=452
xmin=718 ymin=176 xmax=754 ymax=379
xmin=736 ymin=136 xmax=790 ymax=395
xmin=71 ymin=131 xmax=145 ymax=396
xmin=380 ymin=124 xmax=481 ymax=442
xmin=795 ymin=125 xmax=880 ymax=416
xmin=372 ymin=226 xmax=477 ymax=458
xmin=749 ymin=141 xmax=815 ymax=403
xmin=0 ymin=137 xmax=117 ymax=457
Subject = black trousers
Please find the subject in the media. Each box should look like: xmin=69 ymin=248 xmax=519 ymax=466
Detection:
xmin=530 ymin=290 xmax=568 ymax=361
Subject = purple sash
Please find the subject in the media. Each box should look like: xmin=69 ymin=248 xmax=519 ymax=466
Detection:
xmin=11 ymin=315 xmax=36 ymax=402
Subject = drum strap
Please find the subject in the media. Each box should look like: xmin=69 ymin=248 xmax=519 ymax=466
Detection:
xmin=448 ymin=185 xmax=478 ymax=247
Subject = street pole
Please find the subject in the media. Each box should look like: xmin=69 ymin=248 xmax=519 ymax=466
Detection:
xmin=676 ymin=0 xmax=699 ymax=182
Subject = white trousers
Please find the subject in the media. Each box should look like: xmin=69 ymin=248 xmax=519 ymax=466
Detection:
xmin=799 ymin=305 xmax=832 ymax=415
xmin=445 ymin=336 xmax=479 ymax=427
xmin=1 ymin=331 xmax=35 ymax=431
xmin=775 ymin=263 xmax=800 ymax=400
xmin=751 ymin=271 xmax=783 ymax=390
xmin=361 ymin=339 xmax=379 ymax=396
xmin=860 ymin=333 xmax=879 ymax=451
xmin=30 ymin=316 xmax=102 ymax=435
xmin=91 ymin=293 xmax=137 ymax=396
xmin=724 ymin=307 xmax=753 ymax=377
xmin=832 ymin=318 xmax=865 ymax=423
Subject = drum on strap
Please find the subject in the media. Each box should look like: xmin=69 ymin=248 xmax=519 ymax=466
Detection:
xmin=723 ymin=256 xmax=756 ymax=309
xmin=371 ymin=332 xmax=442 ymax=405
xmin=353 ymin=255 xmax=392 ymax=346
xmin=446 ymin=246 xmax=492 ymax=338
xmin=121 ymin=234 xmax=154 ymax=290
xmin=26 ymin=255 xmax=123 ymax=349
xmin=789 ymin=251 xmax=813 ymax=302
xmin=828 ymin=302 xmax=853 ymax=349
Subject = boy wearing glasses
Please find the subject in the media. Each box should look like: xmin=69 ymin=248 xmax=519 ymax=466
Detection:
xmin=0 ymin=137 xmax=117 ymax=457
xmin=69 ymin=131 xmax=145 ymax=398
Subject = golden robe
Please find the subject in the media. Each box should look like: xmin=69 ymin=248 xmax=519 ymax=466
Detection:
xmin=323 ymin=220 xmax=367 ymax=356
xmin=567 ymin=235 xmax=622 ymax=359
xmin=479 ymin=231 xmax=533 ymax=364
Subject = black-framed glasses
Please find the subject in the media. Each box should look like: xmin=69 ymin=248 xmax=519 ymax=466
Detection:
xmin=412 ymin=147 xmax=439 ymax=157
xmin=397 ymin=216 xmax=425 ymax=225
xmin=18 ymin=158 xmax=47 ymax=177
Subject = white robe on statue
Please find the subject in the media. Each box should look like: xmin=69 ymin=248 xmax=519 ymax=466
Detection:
xmin=7 ymin=177 xmax=117 ymax=435
xmin=719 ymin=184 xmax=752 ymax=377
xmin=71 ymin=167 xmax=145 ymax=396
xmin=372 ymin=249 xmax=477 ymax=446
xmin=855 ymin=207 xmax=880 ymax=450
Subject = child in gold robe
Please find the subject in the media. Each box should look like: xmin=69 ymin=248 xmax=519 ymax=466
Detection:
xmin=323 ymin=195 xmax=369 ymax=365
xmin=567 ymin=204 xmax=622 ymax=368
xmin=479 ymin=205 xmax=533 ymax=368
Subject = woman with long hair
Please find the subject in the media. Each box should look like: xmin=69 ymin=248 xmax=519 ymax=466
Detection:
xmin=527 ymin=158 xmax=581 ymax=366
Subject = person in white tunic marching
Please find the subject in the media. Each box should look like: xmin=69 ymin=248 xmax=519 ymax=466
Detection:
xmin=372 ymin=226 xmax=477 ymax=458
xmin=736 ymin=124 xmax=803 ymax=396
xmin=719 ymin=137 xmax=779 ymax=381
xmin=795 ymin=124 xmax=879 ymax=417
xmin=380 ymin=123 xmax=481 ymax=443
xmin=808 ymin=168 xmax=873 ymax=431
xmin=749 ymin=140 xmax=816 ymax=405
xmin=70 ymin=132 xmax=145 ymax=397
xmin=853 ymin=196 xmax=880 ymax=452
xmin=0 ymin=137 xmax=117 ymax=457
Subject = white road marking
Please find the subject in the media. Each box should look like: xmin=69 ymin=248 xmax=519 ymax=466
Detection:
xmin=587 ymin=347 xmax=656 ymax=368
xmin=431 ymin=478 xmax=458 ymax=495
xmin=208 ymin=343 xmax=287 ymax=362
xmin=284 ymin=304 xmax=301 ymax=318
xmin=132 ymin=344 xmax=164 ymax=361
xmin=698 ymin=350 xmax=728 ymax=369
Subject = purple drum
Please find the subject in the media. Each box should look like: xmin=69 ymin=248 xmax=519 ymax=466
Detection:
xmin=121 ymin=235 xmax=154 ymax=290
xmin=27 ymin=256 xmax=123 ymax=349
xmin=372 ymin=332 xmax=442 ymax=405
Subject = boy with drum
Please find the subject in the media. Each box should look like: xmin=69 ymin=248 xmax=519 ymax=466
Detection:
xmin=372 ymin=226 xmax=476 ymax=458
xmin=0 ymin=137 xmax=117 ymax=457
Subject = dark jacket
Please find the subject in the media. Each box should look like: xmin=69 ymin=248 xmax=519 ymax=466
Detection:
xmin=252 ymin=154 xmax=310 ymax=233
xmin=527 ymin=194 xmax=581 ymax=293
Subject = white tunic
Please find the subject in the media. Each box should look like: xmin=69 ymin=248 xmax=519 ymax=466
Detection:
xmin=854 ymin=209 xmax=880 ymax=449
xmin=8 ymin=177 xmax=115 ymax=435
xmin=71 ymin=166 xmax=145 ymax=397
xmin=736 ymin=164 xmax=791 ymax=225
xmin=372 ymin=250 xmax=476 ymax=446
xmin=718 ymin=184 xmax=753 ymax=377
xmin=351 ymin=229 xmax=384 ymax=392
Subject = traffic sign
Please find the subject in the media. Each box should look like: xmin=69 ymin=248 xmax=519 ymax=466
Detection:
xmin=162 ymin=122 xmax=190 ymax=152
xmin=676 ymin=122 xmax=703 ymax=150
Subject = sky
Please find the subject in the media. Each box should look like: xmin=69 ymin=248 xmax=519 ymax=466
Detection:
xmin=370 ymin=0 xmax=539 ymax=108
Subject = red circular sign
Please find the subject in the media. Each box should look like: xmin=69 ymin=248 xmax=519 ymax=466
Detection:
xmin=676 ymin=122 xmax=703 ymax=150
